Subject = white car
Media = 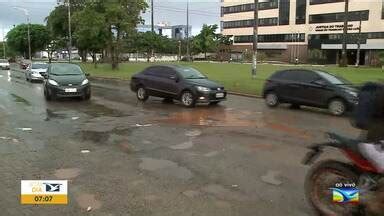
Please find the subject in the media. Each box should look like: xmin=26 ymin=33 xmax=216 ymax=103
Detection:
xmin=26 ymin=62 xmax=49 ymax=82
xmin=0 ymin=59 xmax=10 ymax=70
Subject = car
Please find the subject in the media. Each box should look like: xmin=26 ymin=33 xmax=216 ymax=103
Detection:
xmin=130 ymin=65 xmax=227 ymax=107
xmin=262 ymin=69 xmax=358 ymax=116
xmin=25 ymin=62 xmax=48 ymax=82
xmin=20 ymin=61 xmax=29 ymax=70
xmin=43 ymin=63 xmax=91 ymax=101
xmin=0 ymin=59 xmax=10 ymax=70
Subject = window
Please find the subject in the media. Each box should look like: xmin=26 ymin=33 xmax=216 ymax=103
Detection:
xmin=279 ymin=0 xmax=290 ymax=25
xmin=296 ymin=0 xmax=306 ymax=24
xmin=222 ymin=18 xmax=278 ymax=29
xmin=309 ymin=10 xmax=369 ymax=24
xmin=221 ymin=0 xmax=278 ymax=15
xmin=382 ymin=0 xmax=384 ymax=19
xmin=234 ymin=33 xmax=305 ymax=43
xmin=309 ymin=0 xmax=344 ymax=5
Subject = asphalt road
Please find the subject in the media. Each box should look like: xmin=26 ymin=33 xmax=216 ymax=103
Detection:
xmin=0 ymin=68 xmax=362 ymax=216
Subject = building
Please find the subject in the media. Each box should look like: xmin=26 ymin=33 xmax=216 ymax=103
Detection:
xmin=221 ymin=0 xmax=384 ymax=65
xmin=137 ymin=23 xmax=192 ymax=40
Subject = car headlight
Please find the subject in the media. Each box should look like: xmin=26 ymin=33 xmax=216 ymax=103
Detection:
xmin=347 ymin=91 xmax=358 ymax=97
xmin=81 ymin=79 xmax=89 ymax=85
xmin=48 ymin=79 xmax=59 ymax=86
xmin=196 ymin=86 xmax=210 ymax=92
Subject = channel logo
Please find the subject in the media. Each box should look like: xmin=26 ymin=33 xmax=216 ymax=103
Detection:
xmin=330 ymin=187 xmax=359 ymax=203
xmin=21 ymin=180 xmax=68 ymax=204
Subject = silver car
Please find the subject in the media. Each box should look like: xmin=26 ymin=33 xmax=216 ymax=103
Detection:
xmin=25 ymin=62 xmax=48 ymax=82
xmin=0 ymin=59 xmax=10 ymax=70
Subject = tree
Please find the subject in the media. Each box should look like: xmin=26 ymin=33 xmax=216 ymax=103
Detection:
xmin=45 ymin=1 xmax=86 ymax=60
xmin=72 ymin=7 xmax=107 ymax=66
xmin=96 ymin=0 xmax=148 ymax=69
xmin=193 ymin=24 xmax=218 ymax=59
xmin=6 ymin=24 xmax=50 ymax=59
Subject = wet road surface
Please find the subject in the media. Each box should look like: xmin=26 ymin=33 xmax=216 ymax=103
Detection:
xmin=0 ymin=69 xmax=361 ymax=215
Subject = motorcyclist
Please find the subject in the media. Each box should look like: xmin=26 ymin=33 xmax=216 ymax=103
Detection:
xmin=353 ymin=82 xmax=384 ymax=215
xmin=354 ymin=82 xmax=384 ymax=172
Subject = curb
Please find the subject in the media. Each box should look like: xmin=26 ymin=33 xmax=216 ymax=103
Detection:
xmin=90 ymin=76 xmax=262 ymax=98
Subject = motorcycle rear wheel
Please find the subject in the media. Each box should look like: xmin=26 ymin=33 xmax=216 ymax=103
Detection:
xmin=305 ymin=160 xmax=362 ymax=216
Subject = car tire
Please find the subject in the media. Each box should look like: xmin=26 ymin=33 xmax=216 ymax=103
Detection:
xmin=84 ymin=92 xmax=91 ymax=101
xmin=136 ymin=86 xmax=149 ymax=101
xmin=209 ymin=101 xmax=220 ymax=105
xmin=265 ymin=92 xmax=279 ymax=107
xmin=328 ymin=99 xmax=346 ymax=116
xmin=180 ymin=90 xmax=196 ymax=108
xmin=44 ymin=89 xmax=52 ymax=101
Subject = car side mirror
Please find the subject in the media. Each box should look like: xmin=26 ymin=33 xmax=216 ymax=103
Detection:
xmin=85 ymin=73 xmax=90 ymax=77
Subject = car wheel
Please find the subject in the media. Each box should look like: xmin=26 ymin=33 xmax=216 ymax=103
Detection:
xmin=265 ymin=92 xmax=279 ymax=107
xmin=136 ymin=86 xmax=149 ymax=101
xmin=209 ymin=101 xmax=220 ymax=105
xmin=84 ymin=91 xmax=91 ymax=101
xmin=328 ymin=99 xmax=346 ymax=116
xmin=181 ymin=90 xmax=196 ymax=107
xmin=44 ymin=89 xmax=52 ymax=101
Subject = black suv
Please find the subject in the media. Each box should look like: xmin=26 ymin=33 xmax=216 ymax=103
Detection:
xmin=130 ymin=65 xmax=227 ymax=107
xmin=262 ymin=69 xmax=358 ymax=116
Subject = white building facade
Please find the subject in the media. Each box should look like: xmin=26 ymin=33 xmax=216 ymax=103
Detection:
xmin=221 ymin=0 xmax=384 ymax=65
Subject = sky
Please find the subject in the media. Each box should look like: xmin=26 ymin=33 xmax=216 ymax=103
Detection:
xmin=0 ymin=0 xmax=221 ymax=41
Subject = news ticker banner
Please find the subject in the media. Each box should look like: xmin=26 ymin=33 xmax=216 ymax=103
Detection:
xmin=21 ymin=180 xmax=68 ymax=204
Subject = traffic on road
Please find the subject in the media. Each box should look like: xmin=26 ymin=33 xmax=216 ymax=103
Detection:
xmin=2 ymin=62 xmax=379 ymax=215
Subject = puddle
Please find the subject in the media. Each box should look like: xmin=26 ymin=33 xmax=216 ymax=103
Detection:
xmin=155 ymin=108 xmax=260 ymax=127
xmin=81 ymin=104 xmax=125 ymax=117
xmin=78 ymin=131 xmax=110 ymax=144
xmin=201 ymin=184 xmax=247 ymax=202
xmin=10 ymin=93 xmax=31 ymax=106
xmin=45 ymin=109 xmax=67 ymax=121
xmin=264 ymin=123 xmax=312 ymax=140
xmin=169 ymin=140 xmax=194 ymax=150
xmin=76 ymin=193 xmax=102 ymax=210
xmin=261 ymin=170 xmax=283 ymax=186
xmin=54 ymin=168 xmax=81 ymax=179
xmin=182 ymin=190 xmax=201 ymax=198
xmin=139 ymin=157 xmax=193 ymax=180
xmin=185 ymin=129 xmax=202 ymax=137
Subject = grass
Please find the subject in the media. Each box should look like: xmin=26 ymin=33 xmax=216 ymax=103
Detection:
xmin=80 ymin=62 xmax=384 ymax=95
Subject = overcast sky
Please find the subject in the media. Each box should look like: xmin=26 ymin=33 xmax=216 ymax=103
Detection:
xmin=0 ymin=0 xmax=221 ymax=41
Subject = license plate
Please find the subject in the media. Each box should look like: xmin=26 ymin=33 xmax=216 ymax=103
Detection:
xmin=65 ymin=88 xmax=77 ymax=93
xmin=216 ymin=93 xmax=224 ymax=98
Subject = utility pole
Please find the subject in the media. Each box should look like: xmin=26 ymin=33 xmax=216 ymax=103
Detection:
xmin=151 ymin=0 xmax=154 ymax=32
xmin=355 ymin=11 xmax=362 ymax=67
xmin=251 ymin=0 xmax=259 ymax=79
xmin=2 ymin=24 xmax=5 ymax=59
xmin=340 ymin=0 xmax=349 ymax=67
xmin=178 ymin=40 xmax=181 ymax=61
xmin=67 ymin=0 xmax=72 ymax=63
xmin=186 ymin=0 xmax=190 ymax=61
xmin=13 ymin=7 xmax=31 ymax=61
xmin=151 ymin=0 xmax=155 ymax=61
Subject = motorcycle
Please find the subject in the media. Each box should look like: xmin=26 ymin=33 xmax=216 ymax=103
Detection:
xmin=303 ymin=132 xmax=383 ymax=215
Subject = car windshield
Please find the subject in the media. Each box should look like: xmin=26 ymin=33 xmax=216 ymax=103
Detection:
xmin=316 ymin=71 xmax=351 ymax=85
xmin=177 ymin=67 xmax=206 ymax=79
xmin=0 ymin=59 xmax=7 ymax=63
xmin=32 ymin=64 xmax=48 ymax=69
xmin=50 ymin=64 xmax=83 ymax=76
